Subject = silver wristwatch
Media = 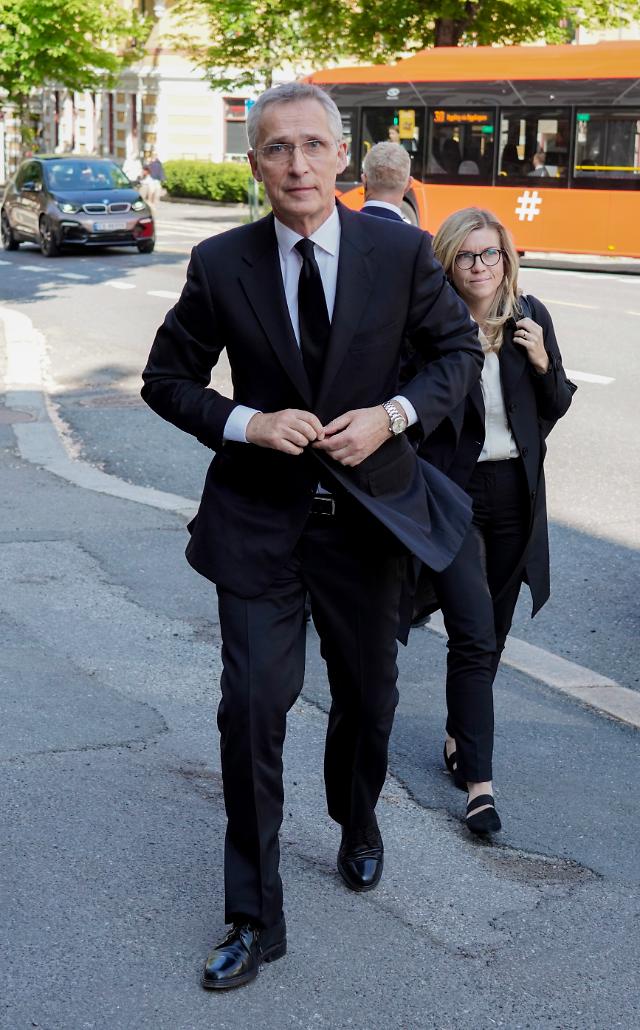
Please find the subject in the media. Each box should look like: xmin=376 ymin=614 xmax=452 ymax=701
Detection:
xmin=382 ymin=400 xmax=407 ymax=435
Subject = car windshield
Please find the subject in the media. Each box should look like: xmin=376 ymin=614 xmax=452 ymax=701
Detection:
xmin=44 ymin=160 xmax=130 ymax=191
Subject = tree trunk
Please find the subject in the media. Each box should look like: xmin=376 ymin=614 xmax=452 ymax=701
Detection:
xmin=434 ymin=2 xmax=480 ymax=46
xmin=433 ymin=18 xmax=465 ymax=46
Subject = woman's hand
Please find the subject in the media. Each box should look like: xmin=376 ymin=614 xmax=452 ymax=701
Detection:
xmin=513 ymin=318 xmax=549 ymax=374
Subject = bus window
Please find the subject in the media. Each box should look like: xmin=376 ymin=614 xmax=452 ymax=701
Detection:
xmin=498 ymin=109 xmax=570 ymax=184
xmin=426 ymin=109 xmax=494 ymax=183
xmin=339 ymin=108 xmax=357 ymax=181
xmin=361 ymin=107 xmax=425 ymax=179
xmin=574 ymin=110 xmax=640 ymax=189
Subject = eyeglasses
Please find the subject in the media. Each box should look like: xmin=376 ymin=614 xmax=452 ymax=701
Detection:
xmin=257 ymin=139 xmax=337 ymax=163
xmin=454 ymin=247 xmax=504 ymax=269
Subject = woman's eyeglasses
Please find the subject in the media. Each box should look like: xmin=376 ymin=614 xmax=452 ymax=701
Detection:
xmin=454 ymin=248 xmax=504 ymax=269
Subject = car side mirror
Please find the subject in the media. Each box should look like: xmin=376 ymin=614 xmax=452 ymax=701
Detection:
xmin=22 ymin=180 xmax=42 ymax=192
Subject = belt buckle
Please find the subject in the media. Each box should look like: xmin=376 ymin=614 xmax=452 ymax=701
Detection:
xmin=312 ymin=494 xmax=335 ymax=516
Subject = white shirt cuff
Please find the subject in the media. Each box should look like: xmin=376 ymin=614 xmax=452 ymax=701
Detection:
xmin=223 ymin=405 xmax=261 ymax=443
xmin=392 ymin=395 xmax=418 ymax=428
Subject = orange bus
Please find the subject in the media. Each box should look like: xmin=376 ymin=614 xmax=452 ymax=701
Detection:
xmin=306 ymin=41 xmax=640 ymax=258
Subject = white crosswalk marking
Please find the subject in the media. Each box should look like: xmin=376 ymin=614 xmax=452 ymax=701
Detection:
xmin=565 ymin=369 xmax=615 ymax=385
xmin=147 ymin=290 xmax=180 ymax=299
xmin=538 ymin=298 xmax=599 ymax=310
xmin=105 ymin=280 xmax=136 ymax=290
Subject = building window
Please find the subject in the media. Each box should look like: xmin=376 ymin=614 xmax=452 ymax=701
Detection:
xmin=224 ymin=97 xmax=248 ymax=157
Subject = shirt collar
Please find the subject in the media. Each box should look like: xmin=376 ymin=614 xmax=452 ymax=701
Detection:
xmin=362 ymin=199 xmax=404 ymax=217
xmin=274 ymin=205 xmax=340 ymax=259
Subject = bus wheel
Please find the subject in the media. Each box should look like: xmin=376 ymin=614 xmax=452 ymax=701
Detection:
xmin=401 ymin=201 xmax=419 ymax=225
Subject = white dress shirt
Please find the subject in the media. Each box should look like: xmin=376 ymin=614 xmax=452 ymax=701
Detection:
xmin=362 ymin=199 xmax=405 ymax=220
xmin=477 ymin=341 xmax=519 ymax=462
xmin=223 ymin=206 xmax=416 ymax=442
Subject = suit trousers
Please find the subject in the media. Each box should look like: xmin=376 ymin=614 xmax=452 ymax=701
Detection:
xmin=215 ymin=500 xmax=405 ymax=929
xmin=441 ymin=458 xmax=530 ymax=779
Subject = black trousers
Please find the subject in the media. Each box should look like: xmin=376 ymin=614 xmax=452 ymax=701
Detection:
xmin=441 ymin=458 xmax=530 ymax=781
xmin=216 ymin=501 xmax=405 ymax=929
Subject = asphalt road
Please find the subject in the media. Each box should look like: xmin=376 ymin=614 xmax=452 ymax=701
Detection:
xmin=1 ymin=200 xmax=639 ymax=1030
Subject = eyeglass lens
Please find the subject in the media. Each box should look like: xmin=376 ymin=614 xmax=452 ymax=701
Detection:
xmin=456 ymin=248 xmax=502 ymax=269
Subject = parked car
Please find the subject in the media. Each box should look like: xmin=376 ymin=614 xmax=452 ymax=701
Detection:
xmin=1 ymin=155 xmax=155 ymax=256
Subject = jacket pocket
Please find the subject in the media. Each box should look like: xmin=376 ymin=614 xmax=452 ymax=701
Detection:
xmin=366 ymin=448 xmax=415 ymax=496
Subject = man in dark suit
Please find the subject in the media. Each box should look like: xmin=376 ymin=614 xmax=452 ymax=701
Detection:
xmin=141 ymin=82 xmax=483 ymax=991
xmin=361 ymin=140 xmax=412 ymax=222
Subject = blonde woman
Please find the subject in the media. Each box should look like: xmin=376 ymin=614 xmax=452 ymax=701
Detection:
xmin=417 ymin=207 xmax=576 ymax=834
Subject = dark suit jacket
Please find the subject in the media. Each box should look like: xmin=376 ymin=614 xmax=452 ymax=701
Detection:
xmin=141 ymin=203 xmax=484 ymax=598
xmin=361 ymin=204 xmax=405 ymax=223
xmin=416 ymin=296 xmax=576 ymax=615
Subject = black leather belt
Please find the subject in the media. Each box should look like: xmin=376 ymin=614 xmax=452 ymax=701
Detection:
xmin=309 ymin=493 xmax=336 ymax=516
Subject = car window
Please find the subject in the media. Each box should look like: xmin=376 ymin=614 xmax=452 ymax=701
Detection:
xmin=15 ymin=163 xmax=31 ymax=189
xmin=44 ymin=159 xmax=131 ymax=191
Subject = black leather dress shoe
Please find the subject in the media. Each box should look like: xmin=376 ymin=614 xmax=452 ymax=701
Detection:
xmin=337 ymin=824 xmax=384 ymax=892
xmin=201 ymin=917 xmax=287 ymax=990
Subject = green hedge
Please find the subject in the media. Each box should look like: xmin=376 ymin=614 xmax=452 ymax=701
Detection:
xmin=164 ymin=160 xmax=264 ymax=203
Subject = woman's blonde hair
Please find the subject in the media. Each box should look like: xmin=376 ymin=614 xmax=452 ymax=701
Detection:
xmin=433 ymin=207 xmax=521 ymax=350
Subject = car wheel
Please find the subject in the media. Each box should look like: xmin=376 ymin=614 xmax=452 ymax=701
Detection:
xmin=1 ymin=210 xmax=19 ymax=251
xmin=39 ymin=216 xmax=61 ymax=257
xmin=137 ymin=239 xmax=155 ymax=254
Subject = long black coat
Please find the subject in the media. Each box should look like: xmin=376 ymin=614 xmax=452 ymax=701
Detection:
xmin=141 ymin=203 xmax=484 ymax=598
xmin=417 ymin=295 xmax=576 ymax=615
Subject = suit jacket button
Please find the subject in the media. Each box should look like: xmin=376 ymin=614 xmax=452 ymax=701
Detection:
xmin=521 ymin=446 xmax=529 ymax=457
xmin=508 ymin=402 xmax=517 ymax=412
xmin=530 ymin=489 xmax=536 ymax=500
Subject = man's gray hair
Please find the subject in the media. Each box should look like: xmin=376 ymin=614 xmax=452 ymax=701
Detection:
xmin=246 ymin=82 xmax=343 ymax=150
xmin=362 ymin=142 xmax=411 ymax=191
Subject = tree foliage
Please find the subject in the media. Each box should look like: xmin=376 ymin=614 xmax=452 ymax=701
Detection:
xmin=345 ymin=0 xmax=640 ymax=55
xmin=171 ymin=0 xmax=345 ymax=92
xmin=0 ymin=0 xmax=147 ymax=100
xmin=174 ymin=0 xmax=640 ymax=91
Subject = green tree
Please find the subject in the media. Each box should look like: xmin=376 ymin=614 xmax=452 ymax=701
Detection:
xmin=174 ymin=0 xmax=640 ymax=91
xmin=0 ymin=0 xmax=147 ymax=100
xmin=171 ymin=0 xmax=344 ymax=92
xmin=343 ymin=0 xmax=639 ymax=56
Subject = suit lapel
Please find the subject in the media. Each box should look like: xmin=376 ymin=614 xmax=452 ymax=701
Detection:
xmin=315 ymin=206 xmax=376 ymax=414
xmin=238 ymin=214 xmax=312 ymax=407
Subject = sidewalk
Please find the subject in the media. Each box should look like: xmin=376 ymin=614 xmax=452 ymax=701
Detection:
xmin=1 ymin=317 xmax=639 ymax=1028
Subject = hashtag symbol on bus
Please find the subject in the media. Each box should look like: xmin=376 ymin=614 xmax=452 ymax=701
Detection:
xmin=515 ymin=191 xmax=543 ymax=222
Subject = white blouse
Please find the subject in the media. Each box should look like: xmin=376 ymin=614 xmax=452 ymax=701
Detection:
xmin=477 ymin=341 xmax=519 ymax=463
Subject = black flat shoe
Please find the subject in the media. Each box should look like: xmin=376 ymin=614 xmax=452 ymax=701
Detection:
xmin=443 ymin=742 xmax=466 ymax=791
xmin=466 ymin=794 xmax=502 ymax=836
xmin=202 ymin=917 xmax=287 ymax=990
xmin=338 ymin=823 xmax=384 ymax=892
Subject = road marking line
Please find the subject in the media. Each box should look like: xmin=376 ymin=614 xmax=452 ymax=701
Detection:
xmin=529 ymin=269 xmax=640 ymax=284
xmin=538 ymin=298 xmax=599 ymax=310
xmin=625 ymin=310 xmax=640 ymax=317
xmin=57 ymin=272 xmax=90 ymax=281
xmin=105 ymin=280 xmax=136 ymax=290
xmin=564 ymin=369 xmax=615 ymax=385
xmin=0 ymin=304 xmax=196 ymax=519
xmin=19 ymin=265 xmax=46 ymax=273
xmin=147 ymin=290 xmax=180 ymax=299
xmin=0 ymin=259 xmax=11 ymax=265
xmin=426 ymin=612 xmax=640 ymax=729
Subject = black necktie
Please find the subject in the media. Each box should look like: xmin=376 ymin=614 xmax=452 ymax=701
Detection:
xmin=295 ymin=237 xmax=330 ymax=398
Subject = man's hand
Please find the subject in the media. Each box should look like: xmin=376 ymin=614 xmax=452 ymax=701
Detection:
xmin=313 ymin=404 xmax=399 ymax=466
xmin=246 ymin=409 xmax=325 ymax=455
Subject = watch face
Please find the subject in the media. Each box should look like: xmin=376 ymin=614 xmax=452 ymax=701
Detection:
xmin=391 ymin=417 xmax=405 ymax=434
